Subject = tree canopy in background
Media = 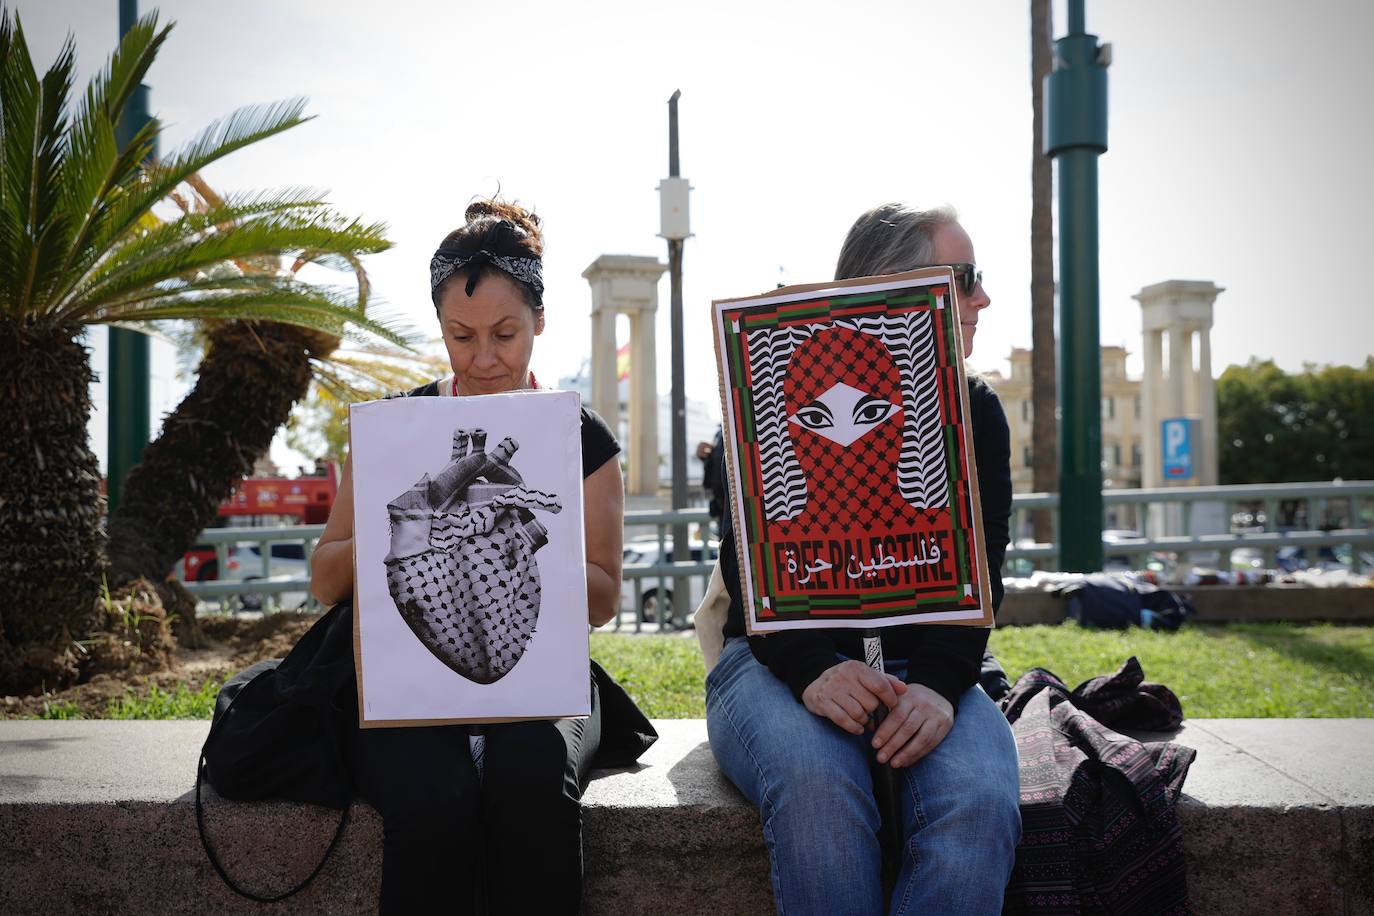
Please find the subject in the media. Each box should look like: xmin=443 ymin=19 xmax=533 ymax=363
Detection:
xmin=1218 ymin=358 xmax=1374 ymax=485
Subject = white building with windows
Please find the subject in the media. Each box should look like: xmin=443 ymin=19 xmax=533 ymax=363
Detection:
xmin=982 ymin=344 xmax=1144 ymax=493
xmin=983 ymin=278 xmax=1223 ymax=537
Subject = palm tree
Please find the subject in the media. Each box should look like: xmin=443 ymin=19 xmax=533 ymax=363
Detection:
xmin=0 ymin=11 xmax=402 ymax=690
xmin=103 ymin=175 xmax=406 ymax=633
xmin=1030 ymin=0 xmax=1058 ymax=544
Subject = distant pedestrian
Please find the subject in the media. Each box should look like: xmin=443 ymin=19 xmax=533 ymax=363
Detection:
xmin=700 ymin=425 xmax=726 ymax=530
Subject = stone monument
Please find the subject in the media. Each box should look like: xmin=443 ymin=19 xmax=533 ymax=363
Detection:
xmin=1135 ymin=279 xmax=1224 ymax=538
xmin=583 ymin=255 xmax=668 ymax=496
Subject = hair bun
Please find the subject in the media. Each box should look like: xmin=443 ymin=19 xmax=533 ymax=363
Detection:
xmin=464 ymin=198 xmax=543 ymax=254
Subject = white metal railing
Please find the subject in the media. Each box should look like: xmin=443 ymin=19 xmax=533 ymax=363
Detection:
xmin=180 ymin=481 xmax=1373 ymax=616
xmin=180 ymin=525 xmax=323 ymax=612
xmin=618 ymin=508 xmax=715 ymax=632
xmin=1007 ymin=480 xmax=1374 ymax=572
xmin=180 ymin=510 xmax=721 ymax=624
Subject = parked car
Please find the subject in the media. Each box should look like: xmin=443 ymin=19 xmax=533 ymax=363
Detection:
xmin=621 ymin=537 xmax=718 ymax=624
xmin=176 ymin=542 xmax=219 ymax=582
xmin=223 ymin=542 xmax=310 ymax=611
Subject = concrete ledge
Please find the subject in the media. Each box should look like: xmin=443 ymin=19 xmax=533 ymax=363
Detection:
xmin=998 ymin=584 xmax=1374 ymax=625
xmin=1 ymin=719 xmax=1371 ymax=914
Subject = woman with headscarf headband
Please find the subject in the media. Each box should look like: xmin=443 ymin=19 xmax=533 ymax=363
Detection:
xmin=311 ymin=198 xmax=641 ymax=914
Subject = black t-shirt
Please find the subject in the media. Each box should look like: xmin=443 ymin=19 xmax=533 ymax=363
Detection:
xmin=400 ymin=381 xmax=620 ymax=479
xmin=717 ymin=375 xmax=1013 ymax=713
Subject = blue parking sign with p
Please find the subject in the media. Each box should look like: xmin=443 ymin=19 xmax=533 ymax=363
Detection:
xmin=1162 ymin=418 xmax=1194 ymax=479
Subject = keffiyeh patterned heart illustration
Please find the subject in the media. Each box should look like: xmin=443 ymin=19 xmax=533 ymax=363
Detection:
xmin=384 ymin=428 xmax=562 ymax=684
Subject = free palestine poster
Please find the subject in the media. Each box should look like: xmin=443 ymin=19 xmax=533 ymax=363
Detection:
xmin=713 ymin=267 xmax=993 ymax=633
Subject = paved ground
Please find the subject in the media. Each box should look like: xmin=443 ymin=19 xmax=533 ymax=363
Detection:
xmin=4 ymin=717 xmax=1369 ymax=809
xmin=1 ymin=718 xmax=1371 ymax=914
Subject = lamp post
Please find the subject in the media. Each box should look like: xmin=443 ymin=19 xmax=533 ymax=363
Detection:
xmin=658 ymin=90 xmax=692 ymax=626
xmin=1045 ymin=0 xmax=1110 ymax=571
xmin=108 ymin=0 xmax=154 ymax=511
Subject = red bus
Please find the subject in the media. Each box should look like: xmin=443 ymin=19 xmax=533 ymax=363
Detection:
xmin=180 ymin=461 xmax=339 ymax=582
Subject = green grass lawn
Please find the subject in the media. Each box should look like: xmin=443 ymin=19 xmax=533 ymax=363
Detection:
xmin=989 ymin=621 xmax=1374 ymax=718
xmin=27 ymin=623 xmax=1374 ymax=720
xmin=594 ymin=622 xmax=1374 ymax=719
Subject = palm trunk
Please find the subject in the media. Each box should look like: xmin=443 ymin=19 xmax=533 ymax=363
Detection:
xmin=1030 ymin=0 xmax=1059 ymax=547
xmin=0 ymin=321 xmax=107 ymax=692
xmin=106 ymin=321 xmax=337 ymax=632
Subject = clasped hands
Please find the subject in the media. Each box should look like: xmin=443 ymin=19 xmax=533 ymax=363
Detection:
xmin=801 ymin=660 xmax=954 ymax=768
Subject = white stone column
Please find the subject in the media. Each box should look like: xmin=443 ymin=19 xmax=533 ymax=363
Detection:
xmin=1141 ymin=329 xmax=1162 ymax=489
xmin=1135 ymin=279 xmax=1225 ymax=536
xmin=628 ymin=311 xmax=658 ymax=495
xmin=583 ymin=255 xmax=668 ymax=497
xmin=1198 ymin=328 xmax=1217 ymax=486
xmin=1168 ymin=326 xmax=1189 ymax=422
xmin=589 ymin=307 xmax=618 ymax=426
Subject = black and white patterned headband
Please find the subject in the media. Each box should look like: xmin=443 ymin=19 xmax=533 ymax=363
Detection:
xmin=430 ymin=240 xmax=544 ymax=306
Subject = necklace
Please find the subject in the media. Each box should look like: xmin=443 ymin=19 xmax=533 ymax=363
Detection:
xmin=451 ymin=371 xmax=538 ymax=397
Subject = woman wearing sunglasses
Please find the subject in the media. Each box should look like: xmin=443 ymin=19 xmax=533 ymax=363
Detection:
xmin=704 ymin=203 xmax=1019 ymax=915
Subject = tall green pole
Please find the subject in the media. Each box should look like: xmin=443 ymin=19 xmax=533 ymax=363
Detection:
xmin=1045 ymin=0 xmax=1109 ymax=571
xmin=108 ymin=0 xmax=153 ymax=511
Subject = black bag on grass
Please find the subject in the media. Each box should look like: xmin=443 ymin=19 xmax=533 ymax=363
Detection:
xmin=1059 ymin=574 xmax=1193 ymax=632
xmin=196 ymin=602 xmax=357 ymax=902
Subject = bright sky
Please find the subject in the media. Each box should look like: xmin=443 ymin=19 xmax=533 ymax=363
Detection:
xmin=19 ymin=0 xmax=1374 ymax=470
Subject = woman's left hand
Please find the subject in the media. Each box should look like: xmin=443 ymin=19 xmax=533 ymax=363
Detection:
xmin=871 ymin=683 xmax=954 ymax=768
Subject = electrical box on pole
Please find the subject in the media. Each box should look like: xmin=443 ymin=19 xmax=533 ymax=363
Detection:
xmin=1045 ymin=0 xmax=1109 ymax=572
xmin=657 ymin=177 xmax=692 ymax=242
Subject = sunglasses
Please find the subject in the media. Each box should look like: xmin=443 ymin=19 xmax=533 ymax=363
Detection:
xmin=939 ymin=262 xmax=983 ymax=296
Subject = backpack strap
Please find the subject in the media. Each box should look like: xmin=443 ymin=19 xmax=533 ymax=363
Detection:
xmin=194 ymin=671 xmax=352 ymax=903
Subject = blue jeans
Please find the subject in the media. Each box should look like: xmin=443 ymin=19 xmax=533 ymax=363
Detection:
xmin=706 ymin=637 xmax=1020 ymax=916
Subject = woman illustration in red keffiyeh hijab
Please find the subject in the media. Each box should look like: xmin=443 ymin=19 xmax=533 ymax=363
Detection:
xmin=705 ymin=204 xmax=1019 ymax=916
xmin=776 ymin=325 xmax=915 ymax=537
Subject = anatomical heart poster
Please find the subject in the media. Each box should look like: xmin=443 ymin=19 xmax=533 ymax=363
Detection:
xmin=714 ymin=267 xmax=993 ymax=633
xmin=351 ymin=389 xmax=588 ymax=726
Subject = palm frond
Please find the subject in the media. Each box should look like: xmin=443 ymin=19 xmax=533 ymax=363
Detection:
xmin=291 ymin=247 xmax=370 ymax=311
xmin=0 ymin=12 xmax=37 ymax=292
xmin=57 ymin=206 xmax=391 ymax=319
xmin=0 ymin=12 xmax=68 ymax=311
xmin=92 ymin=12 xmax=169 ymax=130
xmin=79 ymin=98 xmax=311 ymax=264
xmin=89 ymin=286 xmax=417 ymax=349
xmin=41 ymin=116 xmax=158 ymax=312
xmin=20 ymin=35 xmax=78 ymax=312
xmin=310 ymin=344 xmax=448 ymax=402
xmin=2 ymin=17 xmax=403 ymax=365
xmin=56 ymin=13 xmax=173 ymax=297
xmin=289 ymin=343 xmax=447 ymax=462
xmin=59 ymin=183 xmax=333 ymax=295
